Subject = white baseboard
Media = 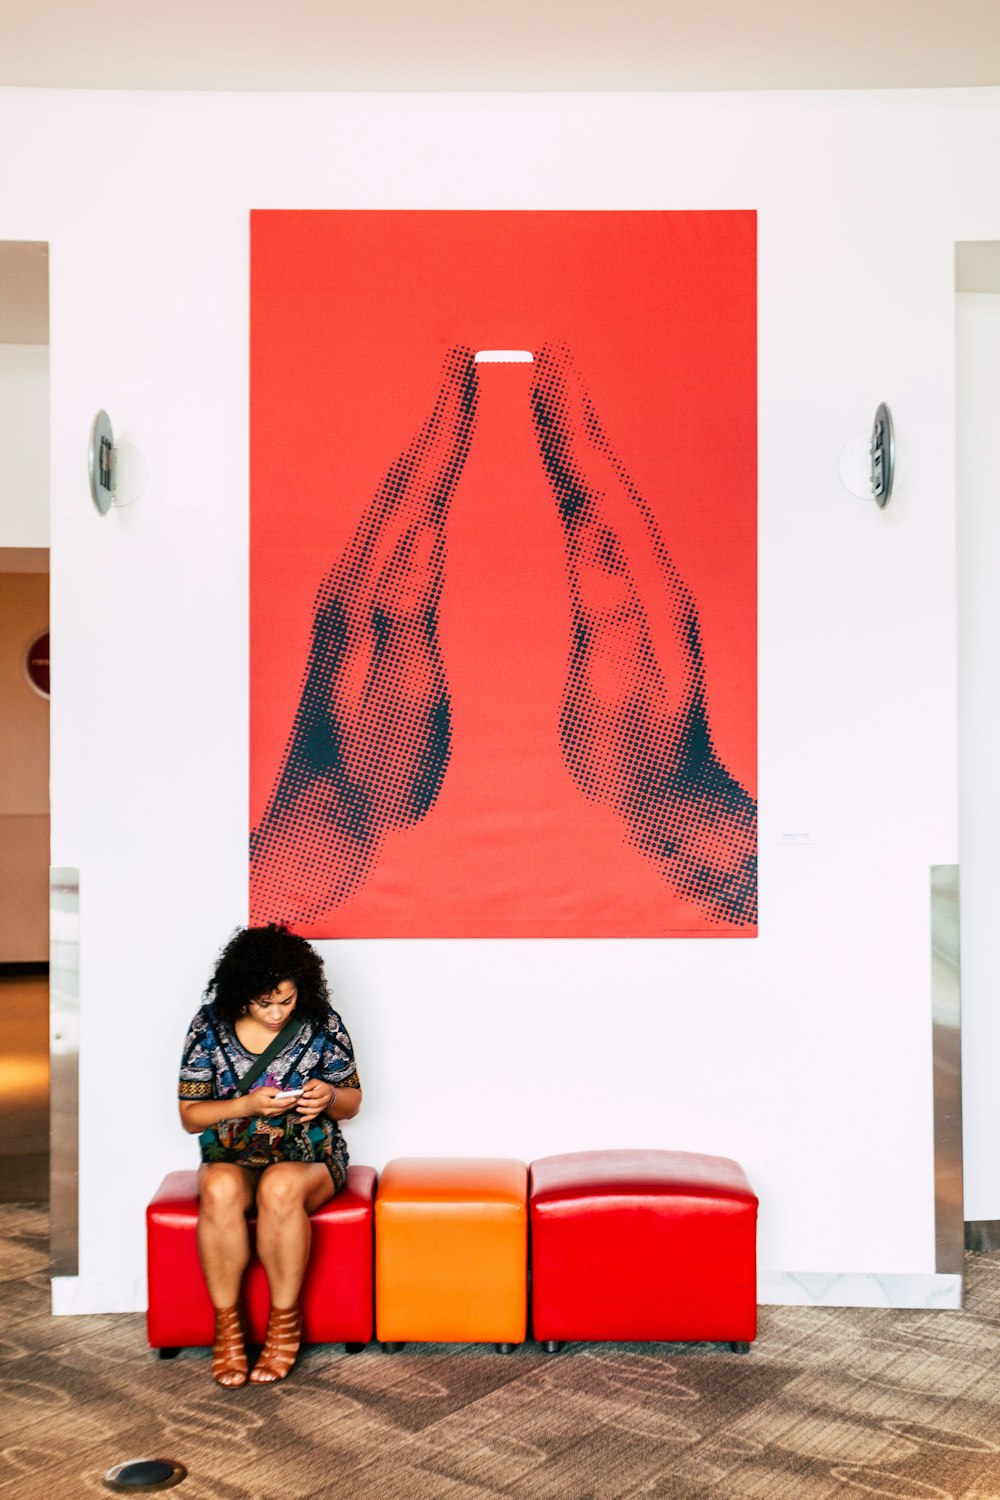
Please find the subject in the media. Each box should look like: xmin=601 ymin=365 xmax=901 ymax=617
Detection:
xmin=758 ymin=1271 xmax=963 ymax=1309
xmin=48 ymin=1270 xmax=963 ymax=1317
xmin=51 ymin=1276 xmax=147 ymax=1315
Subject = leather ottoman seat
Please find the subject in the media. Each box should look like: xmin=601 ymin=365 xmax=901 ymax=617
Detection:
xmin=375 ymin=1157 xmax=528 ymax=1350
xmin=529 ymin=1150 xmax=757 ymax=1349
xmin=146 ymin=1165 xmax=376 ymax=1354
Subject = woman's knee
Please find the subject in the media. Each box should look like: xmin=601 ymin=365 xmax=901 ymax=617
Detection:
xmin=199 ymin=1166 xmax=251 ymax=1218
xmin=256 ymin=1168 xmax=308 ymax=1219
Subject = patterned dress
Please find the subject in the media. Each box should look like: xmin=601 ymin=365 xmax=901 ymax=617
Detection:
xmin=178 ymin=1003 xmax=360 ymax=1190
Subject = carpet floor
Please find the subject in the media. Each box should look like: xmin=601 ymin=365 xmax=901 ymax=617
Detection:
xmin=3 ymin=1205 xmax=1000 ymax=1499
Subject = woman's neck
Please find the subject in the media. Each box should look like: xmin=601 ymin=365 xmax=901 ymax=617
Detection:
xmin=233 ymin=1012 xmax=292 ymax=1055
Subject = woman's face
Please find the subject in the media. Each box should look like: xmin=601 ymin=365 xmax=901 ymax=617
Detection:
xmin=248 ymin=978 xmax=298 ymax=1031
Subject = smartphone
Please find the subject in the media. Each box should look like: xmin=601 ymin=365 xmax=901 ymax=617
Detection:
xmin=273 ymin=1088 xmax=303 ymax=1102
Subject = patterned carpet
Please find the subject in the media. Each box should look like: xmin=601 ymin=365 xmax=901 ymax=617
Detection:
xmin=4 ymin=1204 xmax=1000 ymax=1499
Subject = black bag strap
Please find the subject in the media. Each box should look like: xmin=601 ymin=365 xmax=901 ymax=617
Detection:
xmin=286 ymin=1026 xmax=318 ymax=1081
xmin=234 ymin=1017 xmax=301 ymax=1096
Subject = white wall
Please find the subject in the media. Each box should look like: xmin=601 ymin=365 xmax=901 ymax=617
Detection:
xmin=957 ymin=292 xmax=1000 ymax=1221
xmin=0 ymin=85 xmax=996 ymax=1311
xmin=0 ymin=344 xmax=48 ymax=547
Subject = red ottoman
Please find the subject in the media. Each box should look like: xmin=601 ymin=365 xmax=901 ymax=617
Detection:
xmin=146 ymin=1165 xmax=376 ymax=1355
xmin=529 ymin=1150 xmax=757 ymax=1351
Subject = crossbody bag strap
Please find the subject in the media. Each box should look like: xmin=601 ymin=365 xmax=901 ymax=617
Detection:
xmin=285 ymin=1026 xmax=318 ymax=1082
xmin=234 ymin=1017 xmax=301 ymax=1096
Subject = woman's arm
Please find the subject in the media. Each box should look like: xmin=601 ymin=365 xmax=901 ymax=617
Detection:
xmin=178 ymin=1088 xmax=289 ymax=1134
xmin=294 ymin=1080 xmax=363 ymax=1123
xmin=326 ymin=1085 xmax=362 ymax=1122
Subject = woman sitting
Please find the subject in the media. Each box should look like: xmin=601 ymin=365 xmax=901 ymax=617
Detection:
xmin=178 ymin=923 xmax=361 ymax=1387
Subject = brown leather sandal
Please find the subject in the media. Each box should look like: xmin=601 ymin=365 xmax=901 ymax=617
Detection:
xmin=211 ymin=1304 xmax=248 ymax=1388
xmin=249 ymin=1305 xmax=303 ymax=1384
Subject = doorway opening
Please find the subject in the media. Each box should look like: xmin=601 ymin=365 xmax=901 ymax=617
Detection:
xmin=0 ymin=241 xmax=50 ymax=1207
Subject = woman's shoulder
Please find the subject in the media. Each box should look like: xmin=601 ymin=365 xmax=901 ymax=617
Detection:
xmin=316 ymin=1005 xmax=351 ymax=1041
xmin=187 ymin=1000 xmax=221 ymax=1037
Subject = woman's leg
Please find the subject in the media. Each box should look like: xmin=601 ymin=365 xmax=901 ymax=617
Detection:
xmin=196 ymin=1162 xmax=258 ymax=1387
xmin=254 ymin=1161 xmax=333 ymax=1304
xmin=250 ymin=1162 xmax=334 ymax=1383
xmin=197 ymin=1162 xmax=258 ymax=1306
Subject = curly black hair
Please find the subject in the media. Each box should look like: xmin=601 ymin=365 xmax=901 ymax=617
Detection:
xmin=205 ymin=924 xmax=332 ymax=1026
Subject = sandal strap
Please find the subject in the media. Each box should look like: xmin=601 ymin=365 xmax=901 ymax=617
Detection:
xmin=211 ymin=1304 xmax=247 ymax=1386
xmin=261 ymin=1308 xmax=302 ymax=1351
xmin=250 ymin=1305 xmax=302 ymax=1382
xmin=266 ymin=1308 xmax=301 ymax=1330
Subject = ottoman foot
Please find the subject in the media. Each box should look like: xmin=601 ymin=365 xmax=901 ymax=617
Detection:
xmin=495 ymin=1342 xmax=516 ymax=1354
xmin=542 ymin=1340 xmax=563 ymax=1354
xmin=156 ymin=1347 xmax=181 ymax=1360
xmin=382 ymin=1341 xmax=404 ymax=1353
xmin=345 ymin=1342 xmax=366 ymax=1355
xmin=728 ymin=1341 xmax=751 ymax=1354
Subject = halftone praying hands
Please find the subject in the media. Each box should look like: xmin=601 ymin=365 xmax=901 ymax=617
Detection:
xmin=530 ymin=344 xmax=757 ymax=928
xmin=252 ymin=343 xmax=756 ymax=928
xmin=251 ymin=347 xmax=478 ymax=923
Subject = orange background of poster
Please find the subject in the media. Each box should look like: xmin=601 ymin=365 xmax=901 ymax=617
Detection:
xmin=250 ymin=211 xmax=757 ymax=937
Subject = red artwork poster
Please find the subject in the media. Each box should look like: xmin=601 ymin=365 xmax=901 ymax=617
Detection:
xmin=250 ymin=211 xmax=757 ymax=938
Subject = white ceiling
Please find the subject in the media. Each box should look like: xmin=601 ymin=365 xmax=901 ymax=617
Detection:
xmin=0 ymin=0 xmax=998 ymax=92
xmin=2 ymin=3 xmax=999 ymax=341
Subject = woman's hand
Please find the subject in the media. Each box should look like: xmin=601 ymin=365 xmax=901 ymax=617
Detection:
xmin=241 ymin=1086 xmax=296 ymax=1119
xmin=294 ymin=1079 xmax=334 ymax=1122
xmin=178 ymin=1089 xmax=289 ymax=1133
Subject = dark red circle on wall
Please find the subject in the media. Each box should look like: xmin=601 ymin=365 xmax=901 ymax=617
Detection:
xmin=26 ymin=631 xmax=49 ymax=699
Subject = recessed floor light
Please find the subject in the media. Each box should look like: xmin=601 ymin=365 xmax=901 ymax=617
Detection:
xmin=103 ymin=1457 xmax=187 ymax=1492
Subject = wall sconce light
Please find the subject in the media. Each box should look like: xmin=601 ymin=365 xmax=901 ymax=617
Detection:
xmin=88 ymin=409 xmax=115 ymax=514
xmin=89 ymin=410 xmax=149 ymax=515
xmin=837 ymin=403 xmax=895 ymax=508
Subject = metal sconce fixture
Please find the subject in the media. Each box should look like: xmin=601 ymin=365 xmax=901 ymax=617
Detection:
xmin=838 ymin=403 xmax=896 ymax=508
xmin=870 ymin=403 xmax=894 ymax=508
xmin=88 ymin=410 xmax=115 ymax=515
xmin=89 ymin=410 xmax=149 ymax=515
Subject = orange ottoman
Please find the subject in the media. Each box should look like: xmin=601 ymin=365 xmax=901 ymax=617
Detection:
xmin=375 ymin=1157 xmax=528 ymax=1351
